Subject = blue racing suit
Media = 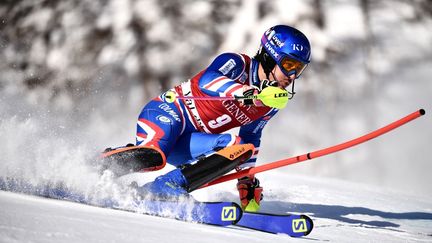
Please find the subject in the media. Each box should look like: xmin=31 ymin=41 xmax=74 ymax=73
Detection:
xmin=136 ymin=53 xmax=279 ymax=196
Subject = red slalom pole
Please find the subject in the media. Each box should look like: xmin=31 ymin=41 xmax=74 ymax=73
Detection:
xmin=202 ymin=109 xmax=426 ymax=188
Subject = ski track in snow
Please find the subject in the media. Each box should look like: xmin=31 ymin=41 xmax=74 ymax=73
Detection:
xmin=1 ymin=172 xmax=431 ymax=243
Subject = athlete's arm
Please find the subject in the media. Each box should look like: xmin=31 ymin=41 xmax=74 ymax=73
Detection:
xmin=198 ymin=53 xmax=249 ymax=97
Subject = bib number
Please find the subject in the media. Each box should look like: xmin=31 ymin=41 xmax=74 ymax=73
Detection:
xmin=208 ymin=114 xmax=232 ymax=129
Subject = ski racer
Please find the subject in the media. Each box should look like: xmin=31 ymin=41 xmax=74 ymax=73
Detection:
xmin=105 ymin=25 xmax=311 ymax=212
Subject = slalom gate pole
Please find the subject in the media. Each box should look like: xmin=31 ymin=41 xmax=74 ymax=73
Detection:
xmin=201 ymin=109 xmax=425 ymax=188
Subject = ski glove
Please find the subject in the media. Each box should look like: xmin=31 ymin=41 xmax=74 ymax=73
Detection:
xmin=237 ymin=175 xmax=263 ymax=212
xmin=241 ymin=87 xmax=262 ymax=106
xmin=240 ymin=80 xmax=278 ymax=107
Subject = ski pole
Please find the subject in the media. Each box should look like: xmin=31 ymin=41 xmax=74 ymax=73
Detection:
xmin=165 ymin=91 xmax=258 ymax=101
xmin=201 ymin=109 xmax=426 ymax=188
xmin=165 ymin=87 xmax=289 ymax=109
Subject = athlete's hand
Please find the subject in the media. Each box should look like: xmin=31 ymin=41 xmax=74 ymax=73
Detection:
xmin=241 ymin=87 xmax=264 ymax=106
xmin=240 ymin=85 xmax=288 ymax=109
xmin=237 ymin=175 xmax=263 ymax=212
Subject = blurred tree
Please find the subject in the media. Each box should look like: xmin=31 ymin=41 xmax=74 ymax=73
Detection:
xmin=0 ymin=0 xmax=243 ymax=109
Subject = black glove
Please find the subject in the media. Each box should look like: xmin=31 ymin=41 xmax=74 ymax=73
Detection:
xmin=241 ymin=88 xmax=258 ymax=106
xmin=241 ymin=80 xmax=278 ymax=106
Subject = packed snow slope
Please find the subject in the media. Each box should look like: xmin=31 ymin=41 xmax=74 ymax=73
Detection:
xmin=1 ymin=173 xmax=431 ymax=243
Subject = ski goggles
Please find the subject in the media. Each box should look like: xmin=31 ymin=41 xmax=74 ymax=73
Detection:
xmin=279 ymin=56 xmax=308 ymax=78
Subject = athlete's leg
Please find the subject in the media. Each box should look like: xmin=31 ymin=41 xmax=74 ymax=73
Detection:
xmin=98 ymin=97 xmax=185 ymax=177
xmin=167 ymin=132 xmax=242 ymax=167
xmin=142 ymin=143 xmax=255 ymax=196
xmin=142 ymin=133 xmax=253 ymax=198
xmin=136 ymin=98 xmax=185 ymax=162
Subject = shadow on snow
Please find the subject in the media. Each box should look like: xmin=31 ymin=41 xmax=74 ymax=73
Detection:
xmin=262 ymin=200 xmax=432 ymax=228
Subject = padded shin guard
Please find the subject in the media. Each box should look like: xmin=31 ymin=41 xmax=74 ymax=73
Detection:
xmin=182 ymin=144 xmax=255 ymax=192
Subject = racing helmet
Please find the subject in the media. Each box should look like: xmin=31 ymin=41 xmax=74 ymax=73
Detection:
xmin=258 ymin=25 xmax=311 ymax=79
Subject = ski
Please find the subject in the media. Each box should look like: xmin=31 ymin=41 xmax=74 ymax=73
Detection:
xmin=124 ymin=199 xmax=243 ymax=226
xmin=0 ymin=178 xmax=242 ymax=226
xmin=127 ymin=200 xmax=314 ymax=237
xmin=0 ymin=178 xmax=313 ymax=236
xmin=115 ymin=199 xmax=313 ymax=237
xmin=237 ymin=211 xmax=313 ymax=237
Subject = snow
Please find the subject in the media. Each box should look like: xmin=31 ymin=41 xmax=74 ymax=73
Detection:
xmin=1 ymin=173 xmax=431 ymax=243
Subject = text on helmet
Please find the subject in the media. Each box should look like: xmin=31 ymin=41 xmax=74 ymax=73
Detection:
xmin=265 ymin=42 xmax=279 ymax=59
xmin=265 ymin=29 xmax=284 ymax=48
xmin=291 ymin=44 xmax=304 ymax=51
